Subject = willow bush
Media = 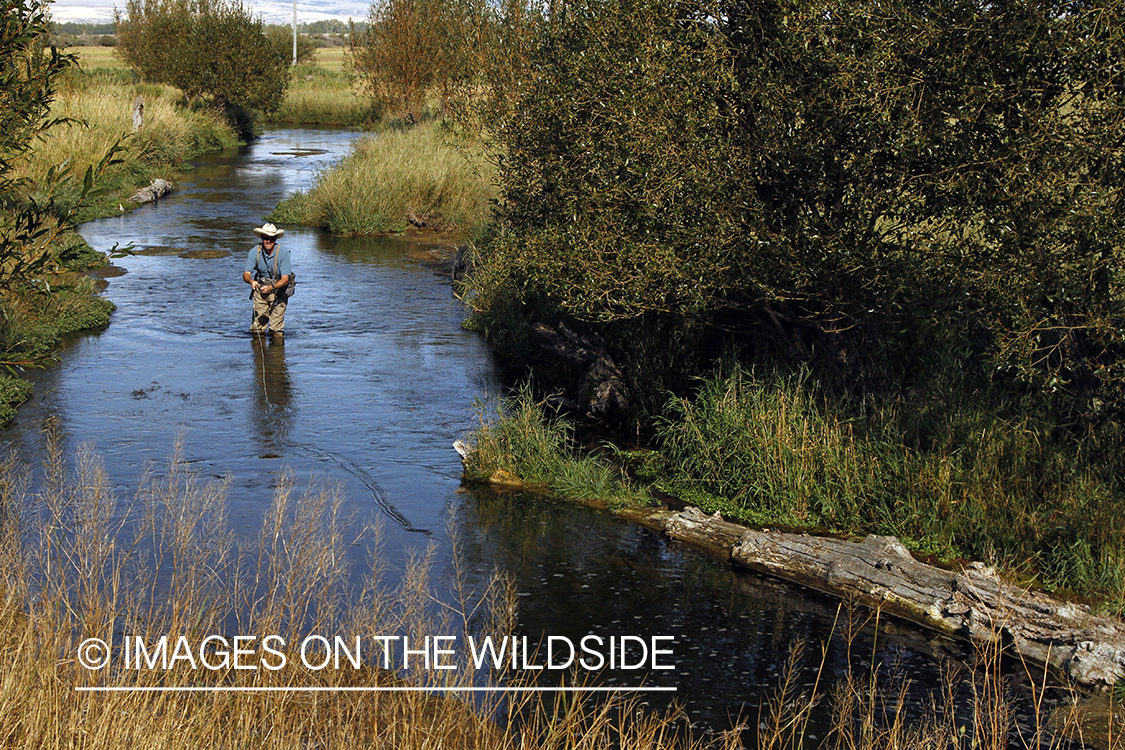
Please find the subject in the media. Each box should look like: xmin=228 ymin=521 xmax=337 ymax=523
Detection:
xmin=459 ymin=0 xmax=1125 ymax=601
xmin=470 ymin=0 xmax=1125 ymax=416
xmin=115 ymin=0 xmax=289 ymax=115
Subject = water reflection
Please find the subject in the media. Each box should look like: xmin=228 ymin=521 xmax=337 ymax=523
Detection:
xmin=250 ymin=334 xmax=293 ymax=454
xmin=452 ymin=487 xmax=1020 ymax=744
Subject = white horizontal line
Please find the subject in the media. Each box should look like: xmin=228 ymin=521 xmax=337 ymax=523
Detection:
xmin=75 ymin=686 xmax=678 ymax=693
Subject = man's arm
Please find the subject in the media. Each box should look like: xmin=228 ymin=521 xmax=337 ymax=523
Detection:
xmin=244 ymin=245 xmax=261 ymax=289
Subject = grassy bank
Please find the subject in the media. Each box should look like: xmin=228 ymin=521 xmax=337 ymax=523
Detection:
xmin=0 ymin=270 xmax=116 ymax=423
xmin=269 ymin=121 xmax=497 ymax=238
xmin=16 ymin=63 xmax=240 ymax=221
xmin=462 ymin=363 xmax=1125 ymax=612
xmin=1 ymin=430 xmax=1110 ymax=749
xmin=270 ymin=63 xmax=377 ymax=126
xmin=0 ymin=49 xmax=242 ymax=426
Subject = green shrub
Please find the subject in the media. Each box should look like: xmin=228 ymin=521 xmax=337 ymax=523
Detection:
xmin=463 ymin=385 xmax=645 ymax=507
xmin=269 ymin=122 xmax=496 ymax=237
xmin=0 ymin=373 xmax=33 ymax=425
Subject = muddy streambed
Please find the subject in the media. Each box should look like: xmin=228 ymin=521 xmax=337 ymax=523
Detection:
xmin=0 ymin=128 xmax=1075 ymax=745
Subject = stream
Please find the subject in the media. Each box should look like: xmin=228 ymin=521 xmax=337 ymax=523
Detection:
xmin=0 ymin=127 xmax=1067 ymax=746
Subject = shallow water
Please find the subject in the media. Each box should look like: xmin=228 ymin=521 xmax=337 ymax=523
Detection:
xmin=0 ymin=127 xmax=1054 ymax=745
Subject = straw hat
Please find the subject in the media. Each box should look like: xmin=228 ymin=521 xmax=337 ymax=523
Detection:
xmin=252 ymin=222 xmax=285 ymax=239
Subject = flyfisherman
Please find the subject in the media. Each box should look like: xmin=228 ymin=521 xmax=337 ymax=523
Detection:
xmin=243 ymin=222 xmax=291 ymax=340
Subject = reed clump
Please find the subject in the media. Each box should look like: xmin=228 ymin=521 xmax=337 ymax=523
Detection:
xmin=652 ymin=365 xmax=1125 ymax=605
xmin=269 ymin=122 xmax=498 ymax=238
xmin=0 ymin=424 xmax=737 ymax=749
xmin=462 ymin=386 xmax=647 ymax=507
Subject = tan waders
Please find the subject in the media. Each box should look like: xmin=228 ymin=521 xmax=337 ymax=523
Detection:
xmin=250 ymin=287 xmax=286 ymax=335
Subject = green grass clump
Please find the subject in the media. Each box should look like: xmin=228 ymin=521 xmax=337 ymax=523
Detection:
xmin=0 ymin=280 xmax=115 ymax=363
xmin=0 ymin=261 xmax=114 ymax=426
xmin=463 ymin=386 xmax=646 ymax=507
xmin=650 ymin=363 xmax=1125 ymax=605
xmin=269 ymin=122 xmax=497 ymax=237
xmin=0 ymin=374 xmax=33 ymax=425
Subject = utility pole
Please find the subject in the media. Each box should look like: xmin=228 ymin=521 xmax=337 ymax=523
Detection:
xmin=292 ymin=0 xmax=297 ymax=64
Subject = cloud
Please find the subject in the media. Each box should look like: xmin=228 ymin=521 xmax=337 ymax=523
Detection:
xmin=49 ymin=0 xmax=370 ymax=24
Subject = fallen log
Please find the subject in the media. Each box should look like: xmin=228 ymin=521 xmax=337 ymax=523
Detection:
xmin=456 ymin=451 xmax=1125 ymax=691
xmin=656 ymin=507 xmax=1125 ymax=691
xmin=129 ymin=178 xmax=173 ymax=205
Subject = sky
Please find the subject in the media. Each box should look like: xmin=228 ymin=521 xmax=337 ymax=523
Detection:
xmin=48 ymin=0 xmax=370 ymax=25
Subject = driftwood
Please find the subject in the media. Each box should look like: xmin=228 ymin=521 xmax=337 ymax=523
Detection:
xmin=460 ymin=447 xmax=1125 ymax=690
xmin=129 ymin=179 xmax=172 ymax=205
xmin=532 ymin=322 xmax=629 ymax=419
xmin=661 ymin=506 xmax=1125 ymax=691
xmin=132 ymin=96 xmax=144 ymax=132
xmin=451 ymin=244 xmax=474 ymax=281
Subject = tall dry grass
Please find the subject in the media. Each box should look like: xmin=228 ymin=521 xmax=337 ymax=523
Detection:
xmin=10 ymin=69 xmax=238 ymax=222
xmin=21 ymin=73 xmax=236 ymax=181
xmin=0 ymin=422 xmax=741 ymax=749
xmin=753 ymin=603 xmax=1121 ymax=750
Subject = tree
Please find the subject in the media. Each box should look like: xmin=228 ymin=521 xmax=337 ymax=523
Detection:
xmin=350 ymin=0 xmax=479 ymax=122
xmin=0 ymin=0 xmax=115 ymax=293
xmin=264 ymin=25 xmax=317 ymax=65
xmin=116 ymin=0 xmax=289 ymax=113
xmin=475 ymin=0 xmax=1125 ymax=414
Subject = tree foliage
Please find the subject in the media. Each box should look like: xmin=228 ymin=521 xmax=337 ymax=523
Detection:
xmin=349 ymin=0 xmax=480 ymax=121
xmin=116 ymin=0 xmax=289 ymax=113
xmin=474 ymin=0 xmax=1125 ymax=416
xmin=0 ymin=0 xmax=120 ymax=294
xmin=264 ymin=25 xmax=317 ymax=65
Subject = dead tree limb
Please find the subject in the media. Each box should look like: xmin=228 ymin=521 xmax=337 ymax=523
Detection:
xmin=659 ymin=506 xmax=1125 ymax=690
xmin=532 ymin=322 xmax=629 ymax=419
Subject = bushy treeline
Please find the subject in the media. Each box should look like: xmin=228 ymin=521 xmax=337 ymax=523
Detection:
xmin=466 ymin=0 xmax=1125 ymax=426
xmin=471 ymin=0 xmax=1125 ymax=420
xmin=460 ymin=0 xmax=1125 ymax=598
xmin=51 ymin=22 xmax=116 ymax=35
xmin=349 ymin=0 xmax=536 ymax=124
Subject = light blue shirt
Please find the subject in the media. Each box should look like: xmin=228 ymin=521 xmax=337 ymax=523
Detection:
xmin=244 ymin=242 xmax=292 ymax=282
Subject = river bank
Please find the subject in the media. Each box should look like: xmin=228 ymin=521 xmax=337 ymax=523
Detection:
xmin=0 ymin=48 xmax=254 ymax=425
xmin=11 ymin=26 xmax=1123 ymax=746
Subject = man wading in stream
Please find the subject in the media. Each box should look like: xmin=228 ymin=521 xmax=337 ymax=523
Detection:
xmin=243 ymin=223 xmax=291 ymax=340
